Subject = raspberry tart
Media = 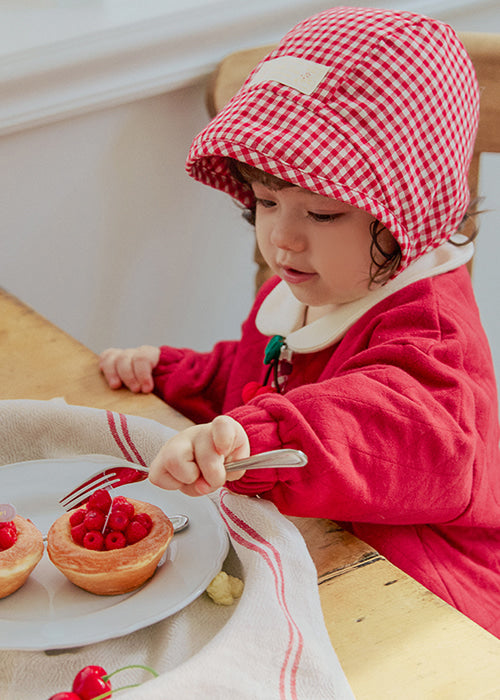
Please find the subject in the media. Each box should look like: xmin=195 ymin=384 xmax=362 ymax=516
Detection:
xmin=47 ymin=493 xmax=174 ymax=595
xmin=0 ymin=515 xmax=44 ymax=599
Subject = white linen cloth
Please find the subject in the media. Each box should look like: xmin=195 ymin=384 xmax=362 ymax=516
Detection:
xmin=0 ymin=399 xmax=354 ymax=699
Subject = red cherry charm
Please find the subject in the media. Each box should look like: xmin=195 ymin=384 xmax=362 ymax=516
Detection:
xmin=72 ymin=665 xmax=111 ymax=700
xmin=242 ymin=381 xmax=262 ymax=403
xmin=48 ymin=693 xmax=81 ymax=700
xmin=255 ymin=386 xmax=277 ymax=396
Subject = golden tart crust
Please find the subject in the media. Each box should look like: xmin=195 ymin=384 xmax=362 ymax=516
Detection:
xmin=47 ymin=498 xmax=174 ymax=595
xmin=0 ymin=515 xmax=44 ymax=599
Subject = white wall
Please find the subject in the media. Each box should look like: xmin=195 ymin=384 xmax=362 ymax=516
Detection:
xmin=1 ymin=85 xmax=256 ymax=352
xmin=1 ymin=0 xmax=499 ymax=381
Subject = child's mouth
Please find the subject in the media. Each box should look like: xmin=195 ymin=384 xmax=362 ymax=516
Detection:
xmin=280 ymin=266 xmax=317 ymax=285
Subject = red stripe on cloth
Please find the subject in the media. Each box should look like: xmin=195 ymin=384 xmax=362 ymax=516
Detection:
xmin=220 ymin=491 xmax=303 ymax=700
xmin=106 ymin=410 xmax=134 ymax=462
xmin=119 ymin=412 xmax=148 ymax=467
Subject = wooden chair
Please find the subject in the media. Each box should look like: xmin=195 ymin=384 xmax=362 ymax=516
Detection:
xmin=206 ymin=33 xmax=500 ymax=290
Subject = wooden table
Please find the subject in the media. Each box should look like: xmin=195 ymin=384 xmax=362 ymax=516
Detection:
xmin=1 ymin=288 xmax=499 ymax=698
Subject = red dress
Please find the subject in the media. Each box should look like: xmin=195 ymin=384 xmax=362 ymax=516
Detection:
xmin=154 ymin=265 xmax=500 ymax=637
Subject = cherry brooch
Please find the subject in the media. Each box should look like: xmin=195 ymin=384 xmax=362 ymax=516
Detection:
xmin=242 ymin=334 xmax=293 ymax=403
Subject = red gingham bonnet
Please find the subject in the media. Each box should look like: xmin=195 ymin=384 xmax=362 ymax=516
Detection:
xmin=186 ymin=7 xmax=479 ymax=272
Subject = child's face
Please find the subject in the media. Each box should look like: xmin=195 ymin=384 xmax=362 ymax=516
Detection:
xmin=252 ymin=182 xmax=384 ymax=308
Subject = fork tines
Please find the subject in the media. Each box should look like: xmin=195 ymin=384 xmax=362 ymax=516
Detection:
xmin=59 ymin=473 xmax=122 ymax=511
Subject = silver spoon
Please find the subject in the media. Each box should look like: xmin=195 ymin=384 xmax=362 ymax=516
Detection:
xmin=169 ymin=514 xmax=189 ymax=533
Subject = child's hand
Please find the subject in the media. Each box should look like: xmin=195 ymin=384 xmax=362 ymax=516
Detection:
xmin=99 ymin=345 xmax=160 ymax=393
xmin=148 ymin=415 xmax=250 ymax=497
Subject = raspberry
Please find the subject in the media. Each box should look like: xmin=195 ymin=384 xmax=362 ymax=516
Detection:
xmin=111 ymin=496 xmax=135 ymax=519
xmin=87 ymin=488 xmax=112 ymax=513
xmin=125 ymin=520 xmax=148 ymax=544
xmin=0 ymin=523 xmax=17 ymax=550
xmin=69 ymin=508 xmax=86 ymax=526
xmin=83 ymin=530 xmax=104 ymax=551
xmin=108 ymin=510 xmax=130 ymax=531
xmin=134 ymin=512 xmax=153 ymax=534
xmin=105 ymin=531 xmax=126 ymax=550
xmin=84 ymin=509 xmax=106 ymax=531
xmin=71 ymin=522 xmax=87 ymax=546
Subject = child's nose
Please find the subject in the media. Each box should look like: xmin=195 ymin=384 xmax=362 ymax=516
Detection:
xmin=270 ymin=218 xmax=306 ymax=251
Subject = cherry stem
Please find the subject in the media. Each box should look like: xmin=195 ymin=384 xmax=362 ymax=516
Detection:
xmin=88 ymin=664 xmax=160 ymax=699
xmin=90 ymin=684 xmax=140 ymax=700
xmin=103 ymin=664 xmax=159 ymax=682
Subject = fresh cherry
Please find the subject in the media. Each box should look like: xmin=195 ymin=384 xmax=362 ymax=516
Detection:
xmin=72 ymin=665 xmax=111 ymax=700
xmin=49 ymin=663 xmax=159 ymax=700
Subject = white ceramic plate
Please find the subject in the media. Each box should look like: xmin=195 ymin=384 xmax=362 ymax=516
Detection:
xmin=0 ymin=456 xmax=229 ymax=651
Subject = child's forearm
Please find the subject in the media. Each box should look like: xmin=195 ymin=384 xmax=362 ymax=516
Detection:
xmin=152 ymin=340 xmax=240 ymax=422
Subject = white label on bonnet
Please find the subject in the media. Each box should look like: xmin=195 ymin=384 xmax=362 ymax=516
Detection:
xmin=249 ymin=56 xmax=328 ymax=95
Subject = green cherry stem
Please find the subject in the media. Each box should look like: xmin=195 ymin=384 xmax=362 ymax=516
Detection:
xmin=104 ymin=664 xmax=159 ymax=681
xmin=90 ymin=683 xmax=141 ymax=700
xmin=90 ymin=664 xmax=160 ymax=699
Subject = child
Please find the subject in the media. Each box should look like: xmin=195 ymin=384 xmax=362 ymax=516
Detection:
xmin=99 ymin=7 xmax=500 ymax=637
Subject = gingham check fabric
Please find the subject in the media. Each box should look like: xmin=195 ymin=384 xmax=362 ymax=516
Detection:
xmin=186 ymin=7 xmax=479 ymax=273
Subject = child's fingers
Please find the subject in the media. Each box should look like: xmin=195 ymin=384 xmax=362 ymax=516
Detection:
xmin=211 ymin=415 xmax=250 ymax=463
xmin=130 ymin=346 xmax=160 ymax=392
xmin=99 ymin=346 xmax=159 ymax=393
xmin=191 ymin=429 xmax=229 ymax=493
xmin=187 ymin=417 xmax=249 ymax=493
xmin=131 ymin=355 xmax=155 ymax=393
xmin=99 ymin=348 xmax=124 ymax=389
xmin=149 ymin=429 xmax=207 ymax=491
xmin=148 ymin=423 xmax=240 ymax=496
xmin=148 ymin=421 xmax=250 ymax=497
xmin=113 ymin=352 xmax=143 ymax=392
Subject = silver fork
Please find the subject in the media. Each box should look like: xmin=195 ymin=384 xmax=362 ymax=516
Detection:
xmin=59 ymin=448 xmax=307 ymax=511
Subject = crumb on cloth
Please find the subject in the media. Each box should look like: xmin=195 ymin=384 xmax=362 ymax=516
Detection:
xmin=206 ymin=571 xmax=244 ymax=605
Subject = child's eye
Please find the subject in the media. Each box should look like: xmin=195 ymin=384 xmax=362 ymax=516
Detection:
xmin=255 ymin=198 xmax=276 ymax=209
xmin=309 ymin=212 xmax=341 ymax=222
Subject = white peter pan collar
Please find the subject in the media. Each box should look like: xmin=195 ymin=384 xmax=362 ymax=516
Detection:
xmin=256 ymin=238 xmax=473 ymax=354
